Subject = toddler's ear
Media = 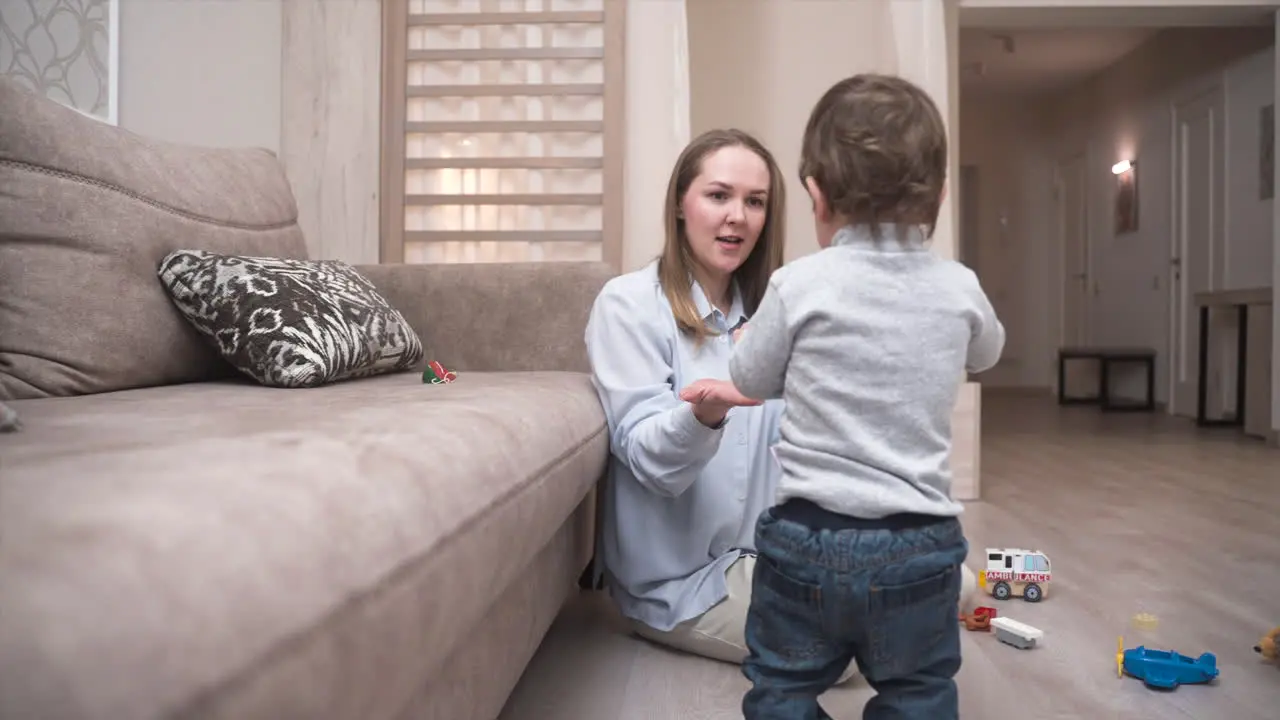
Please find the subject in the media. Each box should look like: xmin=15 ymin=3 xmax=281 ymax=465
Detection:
xmin=804 ymin=176 xmax=831 ymax=223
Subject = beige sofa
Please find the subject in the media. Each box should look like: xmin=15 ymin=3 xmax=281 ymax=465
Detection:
xmin=0 ymin=77 xmax=611 ymax=719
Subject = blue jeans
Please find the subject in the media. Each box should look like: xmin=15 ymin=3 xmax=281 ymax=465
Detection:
xmin=741 ymin=501 xmax=968 ymax=720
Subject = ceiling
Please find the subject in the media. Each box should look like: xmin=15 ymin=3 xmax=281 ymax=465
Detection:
xmin=957 ymin=3 xmax=1275 ymax=97
xmin=958 ymin=3 xmax=1277 ymax=30
xmin=958 ymin=27 xmax=1158 ymax=96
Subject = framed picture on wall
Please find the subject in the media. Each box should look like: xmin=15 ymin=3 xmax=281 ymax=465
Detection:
xmin=0 ymin=0 xmax=119 ymax=125
xmin=1114 ymin=163 xmax=1138 ymax=236
xmin=1261 ymin=104 xmax=1274 ymax=200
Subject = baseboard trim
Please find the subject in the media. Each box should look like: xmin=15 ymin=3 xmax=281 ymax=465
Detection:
xmin=978 ymin=385 xmax=1050 ymax=394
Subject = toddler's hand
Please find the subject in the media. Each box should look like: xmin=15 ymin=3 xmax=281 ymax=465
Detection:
xmin=678 ymin=379 xmax=761 ymax=408
xmin=732 ymin=323 xmax=747 ymax=344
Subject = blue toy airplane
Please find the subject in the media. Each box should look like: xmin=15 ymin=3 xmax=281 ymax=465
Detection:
xmin=1116 ymin=636 xmax=1219 ymax=689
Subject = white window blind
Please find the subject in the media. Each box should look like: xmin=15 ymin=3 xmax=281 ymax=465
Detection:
xmin=381 ymin=0 xmax=624 ymax=268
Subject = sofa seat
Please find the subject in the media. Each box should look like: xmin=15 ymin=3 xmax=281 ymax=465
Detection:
xmin=0 ymin=371 xmax=609 ymax=720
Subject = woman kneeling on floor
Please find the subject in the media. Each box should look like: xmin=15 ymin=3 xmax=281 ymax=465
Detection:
xmin=584 ymin=128 xmax=980 ymax=677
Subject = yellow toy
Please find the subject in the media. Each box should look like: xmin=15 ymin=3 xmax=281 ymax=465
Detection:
xmin=1253 ymin=627 xmax=1280 ymax=662
xmin=1131 ymin=612 xmax=1159 ymax=631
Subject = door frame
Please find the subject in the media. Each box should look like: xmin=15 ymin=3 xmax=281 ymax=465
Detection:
xmin=1167 ymin=80 xmax=1226 ymax=418
xmin=1053 ymin=149 xmax=1091 ymax=354
xmin=959 ymin=163 xmax=981 ymax=272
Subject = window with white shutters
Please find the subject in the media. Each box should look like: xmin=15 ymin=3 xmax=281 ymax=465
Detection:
xmin=380 ymin=0 xmax=624 ymax=268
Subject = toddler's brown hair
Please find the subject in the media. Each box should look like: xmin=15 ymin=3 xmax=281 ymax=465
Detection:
xmin=799 ymin=73 xmax=948 ymax=238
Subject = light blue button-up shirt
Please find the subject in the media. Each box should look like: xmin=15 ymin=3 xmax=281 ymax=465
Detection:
xmin=583 ymin=260 xmax=783 ymax=632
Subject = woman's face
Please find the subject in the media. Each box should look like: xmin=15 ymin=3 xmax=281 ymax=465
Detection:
xmin=680 ymin=145 xmax=772 ymax=282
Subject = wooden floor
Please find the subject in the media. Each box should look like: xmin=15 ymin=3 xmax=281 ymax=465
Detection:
xmin=499 ymin=390 xmax=1280 ymax=719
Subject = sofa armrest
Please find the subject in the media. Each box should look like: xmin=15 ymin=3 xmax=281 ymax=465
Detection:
xmin=357 ymin=261 xmax=615 ymax=373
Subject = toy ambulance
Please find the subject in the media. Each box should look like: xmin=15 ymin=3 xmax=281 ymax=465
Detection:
xmin=980 ymin=547 xmax=1052 ymax=602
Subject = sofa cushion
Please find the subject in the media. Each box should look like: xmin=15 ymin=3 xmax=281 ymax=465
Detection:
xmin=0 ymin=77 xmax=310 ymax=401
xmin=158 ymin=250 xmax=424 ymax=388
xmin=0 ymin=371 xmax=608 ymax=720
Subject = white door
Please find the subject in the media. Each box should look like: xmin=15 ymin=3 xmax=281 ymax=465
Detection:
xmin=1170 ymin=87 xmax=1224 ymax=418
xmin=1057 ymin=153 xmax=1089 ymax=348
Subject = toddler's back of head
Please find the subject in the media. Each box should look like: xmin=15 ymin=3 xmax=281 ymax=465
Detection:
xmin=799 ymin=74 xmax=948 ymax=237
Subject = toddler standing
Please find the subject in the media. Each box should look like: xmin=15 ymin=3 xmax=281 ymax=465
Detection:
xmin=683 ymin=73 xmax=1005 ymax=719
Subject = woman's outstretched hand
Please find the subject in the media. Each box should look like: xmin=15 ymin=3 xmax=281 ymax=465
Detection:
xmin=679 ymin=378 xmax=761 ymax=428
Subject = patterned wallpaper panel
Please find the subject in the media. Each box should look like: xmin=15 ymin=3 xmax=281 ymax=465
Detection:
xmin=0 ymin=0 xmax=113 ymax=121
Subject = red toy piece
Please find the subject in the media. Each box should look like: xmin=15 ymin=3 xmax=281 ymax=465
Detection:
xmin=959 ymin=607 xmax=998 ymax=632
xmin=423 ymin=360 xmax=458 ymax=385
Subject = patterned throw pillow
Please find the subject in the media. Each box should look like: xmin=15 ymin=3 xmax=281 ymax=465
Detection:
xmin=158 ymin=250 xmax=424 ymax=388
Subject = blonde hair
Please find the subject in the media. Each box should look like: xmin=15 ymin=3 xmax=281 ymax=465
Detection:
xmin=799 ymin=73 xmax=948 ymax=238
xmin=657 ymin=128 xmax=786 ymax=344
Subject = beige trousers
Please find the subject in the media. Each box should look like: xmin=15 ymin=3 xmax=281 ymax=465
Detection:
xmin=631 ymin=556 xmax=979 ymax=684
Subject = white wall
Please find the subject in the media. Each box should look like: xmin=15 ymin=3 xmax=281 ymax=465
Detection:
xmin=118 ymin=0 xmax=281 ymax=152
xmin=683 ymin=0 xmax=899 ymax=264
xmin=116 ymin=0 xmax=379 ymax=265
xmin=962 ymin=28 xmax=1275 ymax=411
xmin=1225 ymin=47 xmax=1277 ymax=291
xmin=959 ymin=98 xmax=1055 ymax=388
xmin=680 ymin=0 xmax=966 ymax=266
